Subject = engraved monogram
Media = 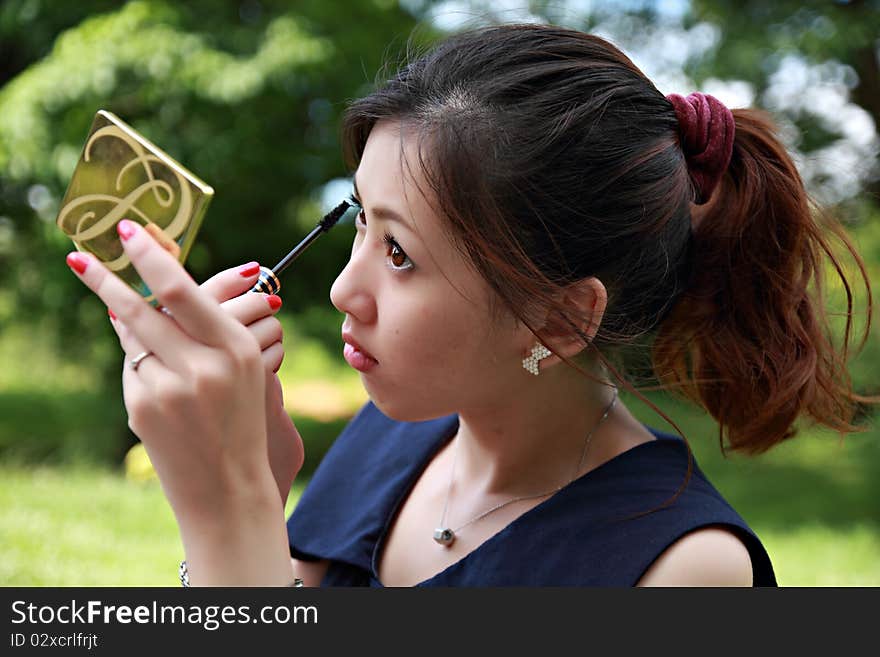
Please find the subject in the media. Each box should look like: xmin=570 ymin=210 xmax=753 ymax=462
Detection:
xmin=56 ymin=122 xmax=192 ymax=273
xmin=55 ymin=111 xmax=213 ymax=303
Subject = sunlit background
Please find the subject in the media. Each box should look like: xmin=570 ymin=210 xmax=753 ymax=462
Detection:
xmin=1 ymin=0 xmax=878 ymax=586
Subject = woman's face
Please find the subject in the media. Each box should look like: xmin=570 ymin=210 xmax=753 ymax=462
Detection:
xmin=330 ymin=121 xmax=528 ymax=422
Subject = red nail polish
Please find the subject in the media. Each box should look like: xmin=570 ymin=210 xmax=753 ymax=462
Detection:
xmin=267 ymin=295 xmax=282 ymax=310
xmin=239 ymin=262 xmax=261 ymax=277
xmin=66 ymin=252 xmax=88 ymax=275
xmin=117 ymin=219 xmax=137 ymax=241
xmin=108 ymin=308 xmax=117 ymax=320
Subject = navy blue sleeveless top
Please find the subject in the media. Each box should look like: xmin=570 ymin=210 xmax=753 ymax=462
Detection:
xmin=286 ymin=401 xmax=776 ymax=586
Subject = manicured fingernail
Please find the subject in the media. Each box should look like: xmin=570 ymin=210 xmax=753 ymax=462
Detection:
xmin=267 ymin=295 xmax=282 ymax=310
xmin=239 ymin=262 xmax=261 ymax=277
xmin=117 ymin=219 xmax=137 ymax=241
xmin=108 ymin=308 xmax=117 ymax=321
xmin=66 ymin=252 xmax=89 ymax=275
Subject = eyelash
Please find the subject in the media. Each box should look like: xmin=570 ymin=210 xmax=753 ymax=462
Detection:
xmin=382 ymin=231 xmax=413 ymax=272
xmin=350 ymin=195 xmax=414 ymax=272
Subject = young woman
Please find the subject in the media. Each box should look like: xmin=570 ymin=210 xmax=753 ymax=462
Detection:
xmin=67 ymin=24 xmax=874 ymax=587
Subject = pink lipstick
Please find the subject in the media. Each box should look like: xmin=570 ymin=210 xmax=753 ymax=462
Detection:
xmin=341 ymin=331 xmax=378 ymax=372
xmin=343 ymin=343 xmax=378 ymax=372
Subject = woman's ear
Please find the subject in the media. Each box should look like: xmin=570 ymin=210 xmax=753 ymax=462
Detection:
xmin=534 ymin=276 xmax=607 ymax=361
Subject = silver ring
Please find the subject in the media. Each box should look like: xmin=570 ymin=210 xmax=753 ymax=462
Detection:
xmin=129 ymin=350 xmax=154 ymax=371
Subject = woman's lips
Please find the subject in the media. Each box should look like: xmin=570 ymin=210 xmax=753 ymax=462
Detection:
xmin=341 ymin=331 xmax=378 ymax=372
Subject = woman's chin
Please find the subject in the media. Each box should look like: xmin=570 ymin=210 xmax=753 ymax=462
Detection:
xmin=366 ymin=392 xmax=452 ymax=424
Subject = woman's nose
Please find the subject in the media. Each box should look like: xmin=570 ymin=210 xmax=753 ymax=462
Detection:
xmin=330 ymin=249 xmax=377 ymax=325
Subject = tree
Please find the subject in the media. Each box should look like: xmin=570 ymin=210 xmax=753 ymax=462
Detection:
xmin=688 ymin=0 xmax=879 ymax=209
xmin=0 ymin=0 xmax=432 ymax=462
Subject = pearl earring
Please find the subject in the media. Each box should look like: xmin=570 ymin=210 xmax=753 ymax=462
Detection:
xmin=522 ymin=343 xmax=552 ymax=376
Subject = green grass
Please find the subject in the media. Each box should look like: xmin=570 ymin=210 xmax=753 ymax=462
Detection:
xmin=0 ymin=464 xmax=307 ymax=586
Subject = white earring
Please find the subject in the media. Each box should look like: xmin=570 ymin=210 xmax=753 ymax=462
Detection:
xmin=522 ymin=343 xmax=552 ymax=376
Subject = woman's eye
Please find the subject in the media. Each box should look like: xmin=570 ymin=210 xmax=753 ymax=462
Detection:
xmin=384 ymin=234 xmax=414 ymax=271
xmin=353 ymin=206 xmax=413 ymax=271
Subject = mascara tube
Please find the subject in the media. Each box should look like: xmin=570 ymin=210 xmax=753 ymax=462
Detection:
xmin=249 ymin=198 xmax=354 ymax=295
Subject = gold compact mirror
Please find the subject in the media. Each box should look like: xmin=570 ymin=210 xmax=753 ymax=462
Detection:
xmin=56 ymin=110 xmax=214 ymax=305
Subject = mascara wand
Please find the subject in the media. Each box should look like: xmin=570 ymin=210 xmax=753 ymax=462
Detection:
xmin=248 ymin=198 xmax=353 ymax=295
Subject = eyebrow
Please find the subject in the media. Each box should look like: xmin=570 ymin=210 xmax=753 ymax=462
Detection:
xmin=352 ymin=174 xmax=415 ymax=233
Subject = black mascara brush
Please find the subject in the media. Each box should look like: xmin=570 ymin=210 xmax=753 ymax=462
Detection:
xmin=248 ymin=197 xmax=354 ymax=295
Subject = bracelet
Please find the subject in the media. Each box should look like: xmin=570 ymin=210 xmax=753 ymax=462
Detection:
xmin=179 ymin=560 xmax=304 ymax=587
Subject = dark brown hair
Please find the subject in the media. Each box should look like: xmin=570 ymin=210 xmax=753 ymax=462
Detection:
xmin=341 ymin=23 xmax=877 ymax=455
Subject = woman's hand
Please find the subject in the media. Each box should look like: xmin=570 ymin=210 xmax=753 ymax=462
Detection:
xmin=199 ymin=263 xmax=305 ymax=508
xmin=108 ymin=261 xmax=305 ymax=508
xmin=66 ymin=219 xmax=295 ymax=585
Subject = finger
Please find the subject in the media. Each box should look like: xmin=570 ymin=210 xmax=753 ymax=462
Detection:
xmin=115 ymin=219 xmax=242 ymax=348
xmin=108 ymin=309 xmax=149 ymax=354
xmin=201 ymin=261 xmax=263 ymax=304
xmin=108 ymin=308 xmax=122 ymax=338
xmin=65 ymin=249 xmax=198 ymax=369
xmin=220 ymin=292 xmax=283 ymax=327
xmin=110 ymin=313 xmax=164 ymax=384
xmin=263 ymin=341 xmax=285 ymax=373
xmin=248 ymin=315 xmax=284 ymax=351
xmin=111 ymin=315 xmax=149 ymax=357
xmin=123 ymin=348 xmax=165 ymax=384
xmin=116 ymin=314 xmax=171 ymax=387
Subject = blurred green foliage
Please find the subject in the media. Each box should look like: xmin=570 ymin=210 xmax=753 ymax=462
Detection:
xmin=0 ymin=0 xmax=432 ymax=464
xmin=689 ymin=1 xmax=879 ymax=117
xmin=688 ymin=0 xmax=880 ymax=206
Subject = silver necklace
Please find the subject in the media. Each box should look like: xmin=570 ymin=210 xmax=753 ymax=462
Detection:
xmin=433 ymin=386 xmax=618 ymax=547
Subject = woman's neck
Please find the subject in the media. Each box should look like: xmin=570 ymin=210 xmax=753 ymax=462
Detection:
xmin=451 ymin=361 xmax=630 ymax=498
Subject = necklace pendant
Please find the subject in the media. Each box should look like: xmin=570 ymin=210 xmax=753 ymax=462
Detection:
xmin=433 ymin=527 xmax=455 ymax=547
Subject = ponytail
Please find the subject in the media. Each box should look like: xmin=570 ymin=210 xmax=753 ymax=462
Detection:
xmin=652 ymin=108 xmax=877 ymax=454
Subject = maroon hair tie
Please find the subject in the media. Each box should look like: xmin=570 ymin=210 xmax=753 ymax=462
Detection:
xmin=666 ymin=92 xmax=735 ymax=204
